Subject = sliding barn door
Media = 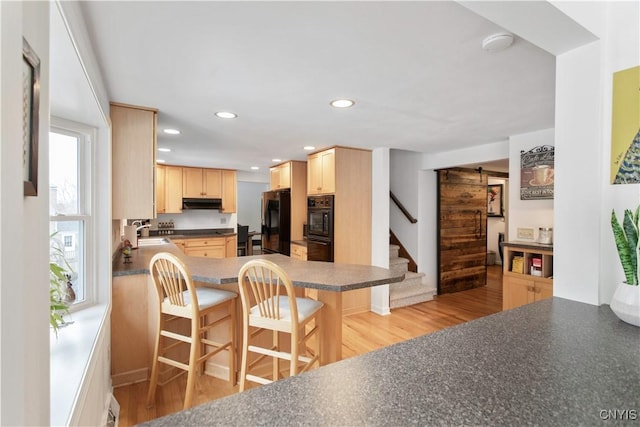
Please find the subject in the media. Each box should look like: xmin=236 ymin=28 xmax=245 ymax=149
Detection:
xmin=437 ymin=168 xmax=487 ymax=294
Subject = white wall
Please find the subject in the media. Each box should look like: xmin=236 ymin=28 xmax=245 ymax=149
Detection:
xmin=237 ymin=181 xmax=269 ymax=232
xmin=1 ymin=2 xmax=51 ymax=424
xmin=371 ymin=148 xmax=391 ymax=315
xmin=553 ymin=1 xmax=640 ymax=305
xmin=507 ymin=128 xmax=554 ymax=242
xmin=158 ymin=210 xmax=237 ymax=230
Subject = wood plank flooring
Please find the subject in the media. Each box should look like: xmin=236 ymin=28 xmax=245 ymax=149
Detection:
xmin=114 ymin=265 xmax=503 ymax=426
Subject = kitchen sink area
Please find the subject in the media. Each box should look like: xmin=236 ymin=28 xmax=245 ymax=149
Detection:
xmin=137 ymin=237 xmax=170 ymax=246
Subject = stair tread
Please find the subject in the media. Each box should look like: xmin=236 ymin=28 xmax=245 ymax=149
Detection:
xmin=389 ymin=244 xmax=400 ymax=250
xmin=389 ymin=257 xmax=409 ymax=265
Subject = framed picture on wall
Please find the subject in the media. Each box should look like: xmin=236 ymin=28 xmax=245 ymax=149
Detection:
xmin=22 ymin=37 xmax=40 ymax=197
xmin=487 ymin=184 xmax=503 ymax=217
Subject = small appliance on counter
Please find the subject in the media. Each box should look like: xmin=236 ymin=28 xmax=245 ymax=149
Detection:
xmin=538 ymin=227 xmax=553 ymax=245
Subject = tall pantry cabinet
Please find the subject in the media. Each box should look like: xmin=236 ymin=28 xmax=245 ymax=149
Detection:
xmin=308 ymin=146 xmax=372 ymax=315
xmin=111 ymin=102 xmax=157 ymax=219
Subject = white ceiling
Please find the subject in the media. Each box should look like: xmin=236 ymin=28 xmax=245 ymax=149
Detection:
xmin=67 ymin=1 xmax=557 ymax=174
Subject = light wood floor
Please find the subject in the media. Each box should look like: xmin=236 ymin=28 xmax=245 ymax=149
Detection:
xmin=114 ymin=265 xmax=503 ymax=426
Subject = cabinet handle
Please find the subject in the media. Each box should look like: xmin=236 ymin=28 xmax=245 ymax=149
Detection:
xmin=317 ymin=187 xmax=322 ymax=191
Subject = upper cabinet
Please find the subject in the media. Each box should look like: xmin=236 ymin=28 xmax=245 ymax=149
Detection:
xmin=183 ymin=167 xmax=222 ymax=198
xmin=111 ymin=102 xmax=157 ymax=219
xmin=307 ymin=148 xmax=335 ymax=195
xmin=156 ymin=164 xmax=166 ymax=214
xmin=165 ymin=165 xmax=184 ymax=214
xmin=270 ymin=162 xmax=291 ymax=190
xmin=221 ymin=169 xmax=237 ymax=213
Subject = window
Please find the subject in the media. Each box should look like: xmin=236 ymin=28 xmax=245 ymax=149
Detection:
xmin=49 ymin=119 xmax=93 ymax=307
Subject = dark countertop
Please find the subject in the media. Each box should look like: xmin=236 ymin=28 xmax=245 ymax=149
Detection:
xmin=502 ymin=240 xmax=553 ymax=251
xmin=291 ymin=239 xmax=307 ymax=247
xmin=148 ymin=228 xmax=235 ymax=239
xmin=113 ymin=241 xmax=404 ymax=292
xmin=140 ymin=298 xmax=640 ymax=426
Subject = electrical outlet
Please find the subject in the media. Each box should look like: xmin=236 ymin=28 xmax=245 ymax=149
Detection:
xmin=221 ymin=217 xmax=227 ymax=225
xmin=517 ymin=227 xmax=534 ymax=240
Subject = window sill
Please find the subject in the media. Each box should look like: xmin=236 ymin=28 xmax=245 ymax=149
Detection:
xmin=50 ymin=303 xmax=110 ymax=426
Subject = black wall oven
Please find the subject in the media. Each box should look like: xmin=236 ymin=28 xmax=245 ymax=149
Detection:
xmin=307 ymin=195 xmax=334 ymax=262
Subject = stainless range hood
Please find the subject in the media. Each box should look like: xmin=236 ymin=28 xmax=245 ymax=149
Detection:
xmin=182 ymin=198 xmax=223 ymax=210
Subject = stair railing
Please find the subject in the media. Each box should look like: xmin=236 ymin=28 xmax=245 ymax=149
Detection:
xmin=390 ymin=191 xmax=417 ymax=224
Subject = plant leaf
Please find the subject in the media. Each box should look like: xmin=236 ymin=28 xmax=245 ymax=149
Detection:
xmin=612 ymin=209 xmax=636 ymax=284
xmin=623 ymin=209 xmax=638 ymax=285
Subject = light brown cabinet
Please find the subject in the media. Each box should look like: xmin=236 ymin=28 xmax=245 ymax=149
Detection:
xmin=307 ymin=146 xmax=372 ymax=315
xmin=290 ymin=242 xmax=307 ymax=261
xmin=502 ymin=243 xmax=553 ymax=310
xmin=183 ymin=167 xmax=222 ymax=199
xmin=111 ymin=102 xmax=157 ymax=219
xmin=156 ymin=165 xmax=183 ymax=214
xmin=183 ymin=236 xmax=237 ymax=258
xmin=156 ymin=164 xmax=166 ymax=214
xmin=307 ymin=148 xmax=335 ymax=195
xmin=221 ymin=169 xmax=237 ymax=213
xmin=270 ymin=162 xmax=291 ymax=190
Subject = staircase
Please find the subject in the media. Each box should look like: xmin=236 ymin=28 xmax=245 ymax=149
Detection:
xmin=389 ymin=244 xmax=436 ymax=309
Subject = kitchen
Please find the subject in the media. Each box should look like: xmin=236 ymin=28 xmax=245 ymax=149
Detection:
xmin=2 ymin=2 xmax=639 ymax=426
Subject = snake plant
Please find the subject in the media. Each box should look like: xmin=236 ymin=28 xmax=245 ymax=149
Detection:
xmin=611 ymin=206 xmax=640 ymax=286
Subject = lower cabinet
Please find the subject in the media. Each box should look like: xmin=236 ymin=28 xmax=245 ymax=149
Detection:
xmin=183 ymin=236 xmax=236 ymax=258
xmin=502 ymin=243 xmax=553 ymax=310
xmin=290 ymin=242 xmax=307 ymax=261
xmin=503 ymin=276 xmax=553 ymax=310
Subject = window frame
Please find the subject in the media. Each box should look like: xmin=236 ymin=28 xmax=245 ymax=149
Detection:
xmin=49 ymin=117 xmax=96 ymax=311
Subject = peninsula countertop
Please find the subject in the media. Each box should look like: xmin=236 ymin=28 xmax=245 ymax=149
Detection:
xmin=113 ymin=240 xmax=404 ymax=292
xmin=141 ymin=298 xmax=640 ymax=426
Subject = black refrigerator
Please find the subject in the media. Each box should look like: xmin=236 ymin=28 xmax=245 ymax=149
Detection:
xmin=261 ymin=189 xmax=291 ymax=255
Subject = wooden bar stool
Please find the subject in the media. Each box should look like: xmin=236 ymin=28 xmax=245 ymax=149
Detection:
xmin=237 ymin=259 xmax=323 ymax=391
xmin=146 ymin=252 xmax=237 ymax=410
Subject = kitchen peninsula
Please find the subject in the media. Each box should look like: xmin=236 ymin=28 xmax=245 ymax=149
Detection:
xmin=141 ymin=298 xmax=640 ymax=426
xmin=112 ymin=239 xmax=404 ymax=385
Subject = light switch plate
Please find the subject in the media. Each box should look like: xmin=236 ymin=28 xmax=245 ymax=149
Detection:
xmin=517 ymin=227 xmax=534 ymax=240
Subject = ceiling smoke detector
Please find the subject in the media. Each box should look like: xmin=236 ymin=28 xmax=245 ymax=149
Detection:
xmin=482 ymin=33 xmax=514 ymax=52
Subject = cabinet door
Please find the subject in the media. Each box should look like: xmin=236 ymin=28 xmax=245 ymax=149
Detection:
xmin=221 ymin=169 xmax=237 ymax=213
xmin=183 ymin=167 xmax=204 ymax=198
xmin=171 ymin=239 xmax=186 ymax=253
xmin=307 ymin=153 xmax=323 ymax=194
xmin=320 ymin=149 xmax=335 ymax=193
xmin=534 ymin=280 xmax=553 ymax=302
xmin=203 ymin=169 xmax=222 ymax=198
xmin=503 ymin=276 xmax=535 ymax=310
xmin=225 ymin=236 xmax=237 ymax=258
xmin=111 ymin=103 xmax=157 ymax=219
xmin=270 ymin=167 xmax=281 ymax=190
xmin=165 ymin=166 xmax=183 ymax=213
xmin=156 ymin=164 xmax=166 ymax=214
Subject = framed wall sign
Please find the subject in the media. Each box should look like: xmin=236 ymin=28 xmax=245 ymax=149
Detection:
xmin=610 ymin=65 xmax=640 ymax=184
xmin=487 ymin=184 xmax=503 ymax=217
xmin=23 ymin=37 xmax=40 ymax=197
xmin=520 ymin=145 xmax=554 ymax=200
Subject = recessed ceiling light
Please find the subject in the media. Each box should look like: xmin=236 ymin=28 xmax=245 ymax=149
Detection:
xmin=303 ymin=146 xmax=316 ymax=151
xmin=330 ymin=99 xmax=355 ymax=108
xmin=215 ymin=111 xmax=237 ymax=119
xmin=163 ymin=128 xmax=181 ymax=135
xmin=251 ymin=166 xmax=260 ymax=170
xmin=158 ymin=148 xmax=171 ymax=152
xmin=272 ymin=158 xmax=282 ymax=162
xmin=157 ymin=159 xmax=166 ymax=163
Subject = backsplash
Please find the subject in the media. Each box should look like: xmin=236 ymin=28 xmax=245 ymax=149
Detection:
xmin=157 ymin=210 xmax=237 ymax=230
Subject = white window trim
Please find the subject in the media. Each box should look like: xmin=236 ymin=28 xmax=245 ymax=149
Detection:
xmin=50 ymin=117 xmax=96 ymax=311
